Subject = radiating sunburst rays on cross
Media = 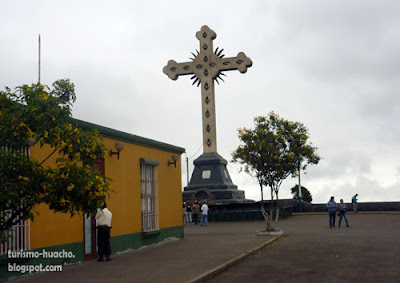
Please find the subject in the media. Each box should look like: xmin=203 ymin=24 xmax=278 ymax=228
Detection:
xmin=189 ymin=47 xmax=228 ymax=87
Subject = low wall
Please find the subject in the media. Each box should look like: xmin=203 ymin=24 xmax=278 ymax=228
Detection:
xmin=205 ymin=200 xmax=400 ymax=222
xmin=299 ymin=201 xmax=400 ymax=213
xmin=207 ymin=201 xmax=293 ymax=222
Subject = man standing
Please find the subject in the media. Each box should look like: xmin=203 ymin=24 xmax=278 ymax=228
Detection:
xmin=192 ymin=201 xmax=200 ymax=224
xmin=187 ymin=203 xmax=192 ymax=223
xmin=183 ymin=202 xmax=188 ymax=224
xmin=352 ymin=193 xmax=358 ymax=213
xmin=338 ymin=199 xmax=350 ymax=228
xmin=326 ymin=196 xmax=337 ymax=228
xmin=95 ymin=203 xmax=112 ymax=262
xmin=200 ymin=202 xmax=209 ymax=226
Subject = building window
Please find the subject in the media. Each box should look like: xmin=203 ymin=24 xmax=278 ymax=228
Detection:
xmin=140 ymin=159 xmax=159 ymax=232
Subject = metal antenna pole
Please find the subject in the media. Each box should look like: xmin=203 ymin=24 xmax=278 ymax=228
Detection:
xmin=38 ymin=34 xmax=41 ymax=83
xmin=186 ymin=155 xmax=189 ymax=186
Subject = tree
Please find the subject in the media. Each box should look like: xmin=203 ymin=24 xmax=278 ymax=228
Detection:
xmin=0 ymin=80 xmax=112 ymax=239
xmin=290 ymin=185 xmax=312 ymax=202
xmin=232 ymin=111 xmax=320 ymax=231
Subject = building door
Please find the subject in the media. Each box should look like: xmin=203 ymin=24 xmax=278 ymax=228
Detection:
xmin=83 ymin=159 xmax=105 ymax=261
xmin=83 ymin=213 xmax=97 ymax=261
xmin=194 ymin=190 xmax=210 ymax=202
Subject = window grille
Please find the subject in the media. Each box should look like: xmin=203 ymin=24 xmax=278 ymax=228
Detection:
xmin=1 ymin=210 xmax=31 ymax=255
xmin=140 ymin=163 xmax=159 ymax=232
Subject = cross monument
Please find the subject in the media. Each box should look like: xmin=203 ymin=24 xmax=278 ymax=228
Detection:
xmin=163 ymin=25 xmax=252 ymax=154
xmin=163 ymin=25 xmax=252 ymax=203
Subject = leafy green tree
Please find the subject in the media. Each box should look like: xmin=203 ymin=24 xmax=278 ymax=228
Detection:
xmin=290 ymin=185 xmax=313 ymax=202
xmin=232 ymin=111 xmax=320 ymax=231
xmin=0 ymin=80 xmax=112 ymax=238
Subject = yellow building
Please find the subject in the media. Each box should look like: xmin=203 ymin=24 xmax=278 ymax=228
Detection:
xmin=1 ymin=118 xmax=184 ymax=280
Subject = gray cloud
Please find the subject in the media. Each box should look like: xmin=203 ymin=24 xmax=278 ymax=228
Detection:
xmin=1 ymin=0 xmax=400 ymax=203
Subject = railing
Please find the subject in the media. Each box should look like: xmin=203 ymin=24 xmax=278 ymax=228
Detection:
xmin=0 ymin=211 xmax=31 ymax=255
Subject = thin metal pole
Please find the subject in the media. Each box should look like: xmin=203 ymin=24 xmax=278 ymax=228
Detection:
xmin=186 ymin=156 xmax=189 ymax=186
xmin=298 ymin=165 xmax=302 ymax=212
xmin=38 ymin=34 xmax=41 ymax=83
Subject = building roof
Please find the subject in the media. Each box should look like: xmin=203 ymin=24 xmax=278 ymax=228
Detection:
xmin=73 ymin=118 xmax=185 ymax=154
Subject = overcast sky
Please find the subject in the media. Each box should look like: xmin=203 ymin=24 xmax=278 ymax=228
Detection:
xmin=1 ymin=0 xmax=399 ymax=204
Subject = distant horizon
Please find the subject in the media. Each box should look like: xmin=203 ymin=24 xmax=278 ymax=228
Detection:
xmin=183 ymin=196 xmax=400 ymax=205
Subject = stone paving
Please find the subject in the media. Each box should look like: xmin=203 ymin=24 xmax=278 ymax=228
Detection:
xmin=11 ymin=221 xmax=273 ymax=283
xmin=9 ymin=212 xmax=400 ymax=283
xmin=209 ymin=213 xmax=400 ymax=283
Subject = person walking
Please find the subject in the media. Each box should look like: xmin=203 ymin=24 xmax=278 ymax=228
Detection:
xmin=200 ymin=202 xmax=209 ymax=226
xmin=338 ymin=199 xmax=350 ymax=227
xmin=95 ymin=203 xmax=112 ymax=262
xmin=326 ymin=196 xmax=337 ymax=228
xmin=352 ymin=193 xmax=358 ymax=213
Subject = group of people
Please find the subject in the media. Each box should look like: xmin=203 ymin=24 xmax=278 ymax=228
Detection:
xmin=326 ymin=194 xmax=358 ymax=228
xmin=93 ymin=194 xmax=359 ymax=262
xmin=183 ymin=201 xmax=209 ymax=226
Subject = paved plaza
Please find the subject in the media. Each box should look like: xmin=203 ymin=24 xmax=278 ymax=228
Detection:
xmin=209 ymin=213 xmax=400 ymax=283
xmin=10 ymin=212 xmax=400 ymax=283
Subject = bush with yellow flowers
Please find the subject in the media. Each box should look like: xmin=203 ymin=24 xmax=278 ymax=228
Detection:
xmin=0 ymin=79 xmax=112 ymax=234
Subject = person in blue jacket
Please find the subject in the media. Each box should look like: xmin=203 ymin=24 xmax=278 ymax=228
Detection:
xmin=326 ymin=196 xmax=337 ymax=228
xmin=338 ymin=199 xmax=350 ymax=227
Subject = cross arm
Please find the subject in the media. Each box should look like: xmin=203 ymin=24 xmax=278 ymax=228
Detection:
xmin=163 ymin=60 xmax=196 ymax=80
xmin=217 ymin=52 xmax=253 ymax=73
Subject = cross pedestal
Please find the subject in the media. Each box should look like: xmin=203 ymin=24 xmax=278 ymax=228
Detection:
xmin=163 ymin=26 xmax=252 ymax=204
xmin=182 ymin=153 xmax=246 ymax=204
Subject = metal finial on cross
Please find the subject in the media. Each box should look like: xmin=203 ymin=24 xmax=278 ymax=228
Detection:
xmin=163 ymin=25 xmax=252 ymax=154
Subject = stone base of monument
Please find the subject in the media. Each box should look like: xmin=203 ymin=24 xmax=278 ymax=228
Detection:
xmin=183 ymin=189 xmax=247 ymax=204
xmin=183 ymin=153 xmax=247 ymax=204
xmin=256 ymin=230 xmax=284 ymax=236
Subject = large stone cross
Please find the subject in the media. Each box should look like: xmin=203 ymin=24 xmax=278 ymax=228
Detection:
xmin=163 ymin=25 xmax=252 ymax=154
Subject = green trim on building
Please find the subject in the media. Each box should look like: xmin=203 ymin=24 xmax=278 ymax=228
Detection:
xmin=72 ymin=118 xmax=185 ymax=154
xmin=141 ymin=230 xmax=161 ymax=239
xmin=0 ymin=225 xmax=184 ymax=282
xmin=111 ymin=225 xmax=184 ymax=254
xmin=140 ymin=158 xmax=160 ymax=166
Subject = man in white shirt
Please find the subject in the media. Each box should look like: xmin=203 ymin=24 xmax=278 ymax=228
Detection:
xmin=200 ymin=202 xmax=209 ymax=226
xmin=95 ymin=203 xmax=112 ymax=261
